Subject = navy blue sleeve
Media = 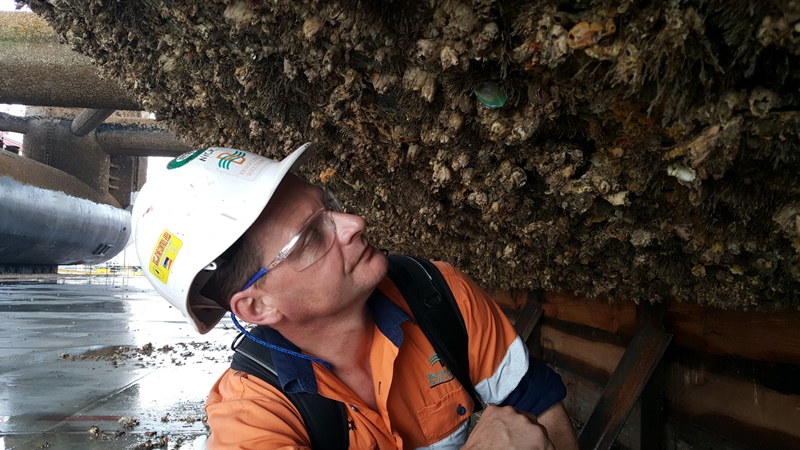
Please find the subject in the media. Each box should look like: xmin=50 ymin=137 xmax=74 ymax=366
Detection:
xmin=499 ymin=357 xmax=566 ymax=416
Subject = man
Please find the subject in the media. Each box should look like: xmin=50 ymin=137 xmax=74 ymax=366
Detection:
xmin=133 ymin=143 xmax=578 ymax=449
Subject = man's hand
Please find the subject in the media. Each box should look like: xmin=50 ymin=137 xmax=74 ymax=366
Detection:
xmin=462 ymin=405 xmax=555 ymax=450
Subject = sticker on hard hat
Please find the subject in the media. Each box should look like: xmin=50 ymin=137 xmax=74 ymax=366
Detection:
xmin=207 ymin=149 xmax=269 ymax=179
xmin=167 ymin=148 xmax=212 ymax=170
xmin=149 ymin=229 xmax=183 ymax=284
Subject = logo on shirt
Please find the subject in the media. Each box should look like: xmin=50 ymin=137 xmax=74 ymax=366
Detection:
xmin=427 ymin=353 xmax=455 ymax=388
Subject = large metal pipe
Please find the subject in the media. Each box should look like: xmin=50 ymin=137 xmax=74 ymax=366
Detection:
xmin=0 ymin=146 xmax=117 ymax=206
xmin=0 ymin=153 xmax=130 ymax=265
xmin=0 ymin=12 xmax=140 ymax=110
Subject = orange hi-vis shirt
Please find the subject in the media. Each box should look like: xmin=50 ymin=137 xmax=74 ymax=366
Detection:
xmin=205 ymin=262 xmax=566 ymax=449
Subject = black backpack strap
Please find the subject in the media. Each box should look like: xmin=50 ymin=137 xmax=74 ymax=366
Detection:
xmin=387 ymin=254 xmax=484 ymax=412
xmin=231 ymin=330 xmax=349 ymax=450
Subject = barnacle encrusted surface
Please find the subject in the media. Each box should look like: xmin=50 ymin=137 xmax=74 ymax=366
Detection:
xmin=23 ymin=0 xmax=800 ymax=309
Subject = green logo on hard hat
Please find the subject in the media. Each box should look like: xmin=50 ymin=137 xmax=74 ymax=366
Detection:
xmin=217 ymin=150 xmax=247 ymax=170
xmin=167 ymin=148 xmax=209 ymax=170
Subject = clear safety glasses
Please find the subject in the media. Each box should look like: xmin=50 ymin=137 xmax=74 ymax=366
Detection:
xmin=241 ymin=187 xmax=342 ymax=290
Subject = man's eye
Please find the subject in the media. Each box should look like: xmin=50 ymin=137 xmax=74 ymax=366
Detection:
xmin=301 ymin=227 xmax=322 ymax=251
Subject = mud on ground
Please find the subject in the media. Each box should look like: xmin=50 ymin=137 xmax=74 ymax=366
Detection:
xmin=23 ymin=0 xmax=800 ymax=310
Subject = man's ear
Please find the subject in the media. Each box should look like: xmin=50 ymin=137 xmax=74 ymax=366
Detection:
xmin=229 ymin=289 xmax=282 ymax=326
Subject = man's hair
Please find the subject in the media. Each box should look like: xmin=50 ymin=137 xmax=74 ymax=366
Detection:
xmin=206 ymin=232 xmax=265 ymax=310
xmin=207 ymin=174 xmax=301 ymax=309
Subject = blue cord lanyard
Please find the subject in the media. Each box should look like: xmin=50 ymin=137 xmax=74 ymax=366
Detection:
xmin=229 ymin=312 xmax=333 ymax=371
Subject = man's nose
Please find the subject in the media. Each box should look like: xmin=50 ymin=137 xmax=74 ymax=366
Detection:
xmin=331 ymin=211 xmax=366 ymax=244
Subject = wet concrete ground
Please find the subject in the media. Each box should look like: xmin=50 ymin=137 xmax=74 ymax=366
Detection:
xmin=0 ymin=274 xmax=239 ymax=449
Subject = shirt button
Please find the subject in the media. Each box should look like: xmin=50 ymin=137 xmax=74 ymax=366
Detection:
xmin=457 ymin=404 xmax=467 ymax=416
xmin=350 ymin=404 xmax=359 ymax=412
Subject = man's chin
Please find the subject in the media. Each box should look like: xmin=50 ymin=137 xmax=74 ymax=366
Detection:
xmin=364 ymin=247 xmax=389 ymax=284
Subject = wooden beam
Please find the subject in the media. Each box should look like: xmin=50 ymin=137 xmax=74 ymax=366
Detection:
xmin=665 ymin=301 xmax=800 ymax=365
xmin=539 ymin=291 xmax=800 ymax=364
xmin=639 ymin=354 xmax=666 ymax=450
xmin=637 ymin=301 xmax=668 ymax=449
xmin=540 ymin=324 xmax=625 ymax=381
xmin=542 ymin=291 xmax=639 ymax=336
xmin=514 ymin=290 xmax=544 ymax=342
xmin=665 ymin=354 xmax=800 ymax=449
xmin=559 ymin=370 xmax=642 ymax=449
xmin=578 ymin=324 xmax=672 ymax=450
xmin=666 ymin=417 xmax=751 ymax=450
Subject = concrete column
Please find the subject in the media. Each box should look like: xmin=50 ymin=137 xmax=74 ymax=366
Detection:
xmin=108 ymin=154 xmax=148 ymax=209
xmin=22 ymin=118 xmax=111 ymax=199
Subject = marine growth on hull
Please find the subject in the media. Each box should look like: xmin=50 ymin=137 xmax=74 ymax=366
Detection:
xmin=25 ymin=0 xmax=800 ymax=310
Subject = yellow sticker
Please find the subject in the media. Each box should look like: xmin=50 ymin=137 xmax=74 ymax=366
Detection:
xmin=149 ymin=229 xmax=183 ymax=284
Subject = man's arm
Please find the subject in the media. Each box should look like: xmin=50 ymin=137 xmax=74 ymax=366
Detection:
xmin=462 ymin=405 xmax=555 ymax=450
xmin=462 ymin=403 xmax=577 ymax=450
xmin=536 ymin=402 xmax=579 ymax=450
xmin=433 ymin=262 xmax=578 ymax=448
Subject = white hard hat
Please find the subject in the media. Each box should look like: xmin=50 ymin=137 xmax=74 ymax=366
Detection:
xmin=132 ymin=143 xmax=313 ymax=334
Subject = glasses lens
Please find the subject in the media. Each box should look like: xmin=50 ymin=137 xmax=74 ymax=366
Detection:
xmin=284 ymin=209 xmax=337 ymax=271
xmin=324 ymin=188 xmax=342 ymax=212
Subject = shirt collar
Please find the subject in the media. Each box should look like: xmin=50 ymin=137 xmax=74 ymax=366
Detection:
xmin=369 ymin=289 xmax=410 ymax=348
xmin=263 ymin=289 xmax=410 ymax=394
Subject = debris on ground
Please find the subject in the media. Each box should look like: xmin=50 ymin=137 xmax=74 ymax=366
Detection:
xmin=118 ymin=416 xmax=140 ymax=429
xmin=57 ymin=341 xmax=230 ymax=368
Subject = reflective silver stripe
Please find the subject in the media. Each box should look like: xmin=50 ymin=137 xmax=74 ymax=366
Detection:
xmin=415 ymin=420 xmax=470 ymax=450
xmin=414 ymin=338 xmax=528 ymax=449
xmin=474 ymin=336 xmax=529 ymax=404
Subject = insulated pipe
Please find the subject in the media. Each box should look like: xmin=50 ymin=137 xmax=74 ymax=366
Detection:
xmin=0 ymin=12 xmax=140 ymax=110
xmin=0 ymin=177 xmax=131 ymax=265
